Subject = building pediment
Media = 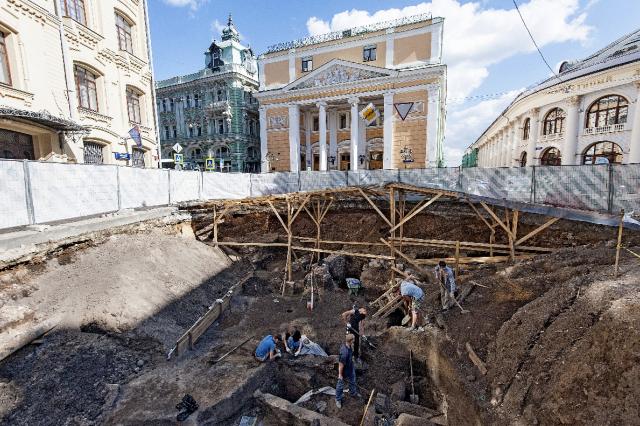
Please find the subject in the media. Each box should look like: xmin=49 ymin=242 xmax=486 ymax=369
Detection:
xmin=286 ymin=60 xmax=393 ymax=91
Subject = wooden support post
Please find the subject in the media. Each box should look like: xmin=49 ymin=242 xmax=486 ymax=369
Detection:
xmin=480 ymin=202 xmax=513 ymax=239
xmin=399 ymin=191 xmax=406 ymax=252
xmin=285 ymin=199 xmax=293 ymax=294
xmin=388 ymin=193 xmax=442 ymax=233
xmin=213 ymin=205 xmax=218 ymax=247
xmin=389 ymin=187 xmax=396 ymax=283
xmin=360 ymin=388 xmax=376 ymax=426
xmin=515 ymin=216 xmax=561 ymax=246
xmin=489 ymin=231 xmax=495 ymax=257
xmin=614 ymin=209 xmax=624 ymax=277
xmin=358 ymin=188 xmax=392 ymax=227
xmin=454 ymin=241 xmax=461 ymax=277
xmin=315 ymin=200 xmax=321 ymax=264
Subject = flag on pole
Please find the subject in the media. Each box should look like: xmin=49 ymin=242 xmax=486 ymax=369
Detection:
xmin=129 ymin=125 xmax=142 ymax=148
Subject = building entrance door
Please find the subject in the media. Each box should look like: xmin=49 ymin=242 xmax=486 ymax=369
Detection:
xmin=369 ymin=151 xmax=383 ymax=169
xmin=340 ymin=153 xmax=350 ymax=170
xmin=0 ymin=129 xmax=34 ymax=160
xmin=313 ymin=154 xmax=319 ymax=171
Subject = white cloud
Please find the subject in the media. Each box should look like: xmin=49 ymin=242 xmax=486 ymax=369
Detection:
xmin=162 ymin=0 xmax=207 ymax=11
xmin=211 ymin=19 xmax=226 ymax=36
xmin=305 ymin=0 xmax=593 ymax=166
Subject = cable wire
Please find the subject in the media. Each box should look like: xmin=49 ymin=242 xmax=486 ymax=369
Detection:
xmin=512 ymin=0 xmax=563 ymax=82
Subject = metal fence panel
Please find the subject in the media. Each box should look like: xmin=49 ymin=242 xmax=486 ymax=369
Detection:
xmin=202 ymin=172 xmax=251 ymax=199
xmin=29 ymin=162 xmax=119 ymax=223
xmin=169 ymin=170 xmax=200 ymax=203
xmin=119 ymin=167 xmax=169 ymax=209
xmin=357 ymin=169 xmax=399 ymax=187
xmin=399 ymin=167 xmax=460 ymax=191
xmin=299 ymin=170 xmax=347 ymax=192
xmin=0 ymin=160 xmax=30 ymax=228
xmin=250 ymin=172 xmax=299 ymax=197
xmin=534 ymin=165 xmax=609 ymax=211
xmin=460 ymin=167 xmax=533 ymax=202
xmin=611 ymin=164 xmax=640 ymax=214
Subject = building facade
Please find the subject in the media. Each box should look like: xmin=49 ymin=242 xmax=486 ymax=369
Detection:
xmin=155 ymin=16 xmax=260 ymax=172
xmin=254 ymin=14 xmax=446 ymax=172
xmin=0 ymin=0 xmax=158 ymax=166
xmin=465 ymin=29 xmax=640 ymax=168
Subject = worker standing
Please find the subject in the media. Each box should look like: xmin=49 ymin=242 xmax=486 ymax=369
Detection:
xmin=398 ymin=277 xmax=425 ymax=331
xmin=341 ymin=305 xmax=367 ymax=364
xmin=435 ymin=260 xmax=457 ymax=310
xmin=335 ymin=334 xmax=360 ymax=408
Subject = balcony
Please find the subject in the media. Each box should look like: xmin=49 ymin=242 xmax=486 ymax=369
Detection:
xmin=540 ymin=132 xmax=563 ymax=142
xmin=583 ymin=123 xmax=626 ymax=136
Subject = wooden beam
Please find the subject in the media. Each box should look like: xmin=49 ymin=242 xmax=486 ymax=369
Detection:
xmin=465 ymin=342 xmax=487 ymax=376
xmin=479 ymin=202 xmax=513 ymax=239
xmin=215 ymin=241 xmax=288 ymax=248
xmin=358 ymin=188 xmax=392 ymax=227
xmin=319 ymin=198 xmax=334 ymax=223
xmin=465 ymin=198 xmax=493 ymax=230
xmin=388 ymin=193 xmax=443 ymax=233
xmin=515 ymin=216 xmax=561 ymax=246
xmin=359 ymin=389 xmax=376 ymax=426
xmin=388 ymin=237 xmax=553 ymax=253
xmin=454 ymin=241 xmax=461 ymax=277
xmin=291 ymin=245 xmax=394 ymax=260
xmin=267 ymin=200 xmax=288 ymax=233
xmin=294 ymin=237 xmax=386 ymax=246
xmin=290 ymin=194 xmax=311 ymax=224
xmin=303 ymin=204 xmax=318 ymax=226
xmin=615 ymin=209 xmax=624 ymax=277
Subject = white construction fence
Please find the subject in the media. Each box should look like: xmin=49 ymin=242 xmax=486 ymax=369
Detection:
xmin=1 ymin=159 xmax=639 ymax=231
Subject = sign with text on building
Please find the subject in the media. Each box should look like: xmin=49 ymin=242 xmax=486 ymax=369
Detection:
xmin=114 ymin=152 xmax=130 ymax=161
xmin=359 ymin=102 xmax=379 ymax=125
xmin=172 ymin=143 xmax=183 ymax=153
xmin=394 ymin=102 xmax=414 ymax=121
xmin=174 ymin=153 xmax=184 ymax=164
xmin=205 ymin=157 xmax=215 ymax=171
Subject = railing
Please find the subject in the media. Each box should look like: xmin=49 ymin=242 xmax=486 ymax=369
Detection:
xmin=583 ymin=123 xmax=626 ymax=135
xmin=1 ymin=160 xmax=639 ymax=231
xmin=540 ymin=132 xmax=563 ymax=142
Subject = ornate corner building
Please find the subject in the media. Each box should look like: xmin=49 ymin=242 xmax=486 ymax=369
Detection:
xmin=465 ymin=29 xmax=640 ymax=168
xmin=255 ymin=14 xmax=446 ymax=172
xmin=0 ymin=0 xmax=158 ymax=167
xmin=155 ymin=16 xmax=260 ymax=172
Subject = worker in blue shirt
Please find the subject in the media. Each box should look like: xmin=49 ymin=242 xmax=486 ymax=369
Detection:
xmin=398 ymin=276 xmax=425 ymax=331
xmin=435 ymin=260 xmax=457 ymax=310
xmin=335 ymin=333 xmax=360 ymax=408
xmin=255 ymin=334 xmax=282 ymax=362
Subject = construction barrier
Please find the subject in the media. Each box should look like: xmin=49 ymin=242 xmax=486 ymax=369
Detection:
xmin=0 ymin=159 xmax=638 ymax=231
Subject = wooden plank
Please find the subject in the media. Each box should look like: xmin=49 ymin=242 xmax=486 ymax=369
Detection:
xmin=389 ymin=237 xmax=553 ymax=253
xmin=388 ymin=193 xmax=442 ymax=233
xmin=465 ymin=198 xmax=493 ymax=230
xmin=215 ymin=242 xmax=288 ymax=247
xmin=479 ymin=202 xmax=513 ymax=239
xmin=358 ymin=188 xmax=392 ymax=227
xmin=212 ymin=335 xmax=254 ymax=364
xmin=615 ymin=210 xmax=624 ymax=277
xmin=267 ymin=200 xmax=288 ymax=233
xmin=290 ymin=194 xmax=311 ymax=224
xmin=465 ymin=342 xmax=487 ymax=376
xmin=291 ymin=245 xmax=394 ymax=260
xmin=294 ymin=237 xmax=386 ymax=246
xmin=515 ymin=216 xmax=561 ymax=246
xmin=360 ymin=389 xmax=376 ymax=426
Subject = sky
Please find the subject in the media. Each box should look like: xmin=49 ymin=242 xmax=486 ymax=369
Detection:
xmin=148 ymin=0 xmax=640 ymax=166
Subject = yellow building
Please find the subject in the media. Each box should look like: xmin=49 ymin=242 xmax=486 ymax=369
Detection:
xmin=255 ymin=14 xmax=446 ymax=172
xmin=0 ymin=0 xmax=157 ymax=167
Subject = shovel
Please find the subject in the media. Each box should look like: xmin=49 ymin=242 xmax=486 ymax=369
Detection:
xmin=409 ymin=350 xmax=419 ymax=404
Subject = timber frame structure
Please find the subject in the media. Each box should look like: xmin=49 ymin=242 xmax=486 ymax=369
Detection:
xmin=200 ymin=183 xmax=562 ymax=294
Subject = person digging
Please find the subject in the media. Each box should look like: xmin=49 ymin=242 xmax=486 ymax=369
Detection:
xmin=397 ymin=276 xmax=425 ymax=332
xmin=335 ymin=333 xmax=361 ymax=408
xmin=341 ymin=305 xmax=367 ymax=365
xmin=435 ymin=260 xmax=457 ymax=311
xmin=254 ymin=334 xmax=282 ymax=362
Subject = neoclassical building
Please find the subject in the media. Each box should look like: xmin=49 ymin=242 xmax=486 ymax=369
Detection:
xmin=156 ymin=16 xmax=260 ymax=172
xmin=255 ymin=14 xmax=446 ymax=172
xmin=465 ymin=28 xmax=640 ymax=168
xmin=0 ymin=0 xmax=158 ymax=166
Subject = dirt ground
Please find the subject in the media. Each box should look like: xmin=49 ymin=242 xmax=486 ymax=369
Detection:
xmin=1 ymin=202 xmax=639 ymax=425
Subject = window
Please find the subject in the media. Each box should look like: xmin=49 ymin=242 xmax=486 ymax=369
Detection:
xmin=540 ymin=147 xmax=561 ymax=166
xmin=582 ymin=141 xmax=623 ymax=165
xmin=185 ymin=95 xmax=191 ymax=108
xmin=194 ymin=93 xmax=200 ymax=108
xmin=339 ymin=113 xmax=349 ymax=130
xmin=0 ymin=32 xmax=12 ymax=86
xmin=197 ymin=125 xmax=202 ymax=137
xmin=363 ymin=45 xmax=377 ymax=62
xmin=83 ymin=141 xmax=104 ymax=164
xmin=161 ymin=99 xmax=166 ymax=112
xmin=301 ymin=57 xmax=313 ymax=72
xmin=188 ymin=126 xmax=194 ymax=138
xmin=247 ymin=146 xmax=258 ymax=158
xmin=215 ymin=146 xmax=230 ymax=157
xmin=126 ymin=88 xmax=141 ymax=123
xmin=172 ymin=126 xmax=177 ymax=138
xmin=586 ymin=95 xmax=628 ymax=128
xmin=164 ymin=126 xmax=169 ymax=139
xmin=132 ymin=147 xmax=145 ymax=167
xmin=543 ymin=108 xmax=566 ymax=135
xmin=74 ymin=65 xmax=98 ymax=111
xmin=519 ymin=151 xmax=527 ymax=167
xmin=216 ymin=88 xmax=226 ymax=101
xmin=63 ymin=0 xmax=87 ymax=25
xmin=218 ymin=119 xmax=224 ymax=134
xmin=522 ymin=118 xmax=530 ymax=140
xmin=115 ymin=13 xmax=133 ymax=54
xmin=170 ymin=98 xmax=175 ymax=112
xmin=0 ymin=129 xmax=34 ymax=160
xmin=313 ymin=116 xmax=319 ymax=132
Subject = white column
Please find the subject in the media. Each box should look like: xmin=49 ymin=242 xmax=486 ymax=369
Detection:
xmin=329 ymin=109 xmax=338 ymax=169
xmin=259 ymin=106 xmax=268 ymax=172
xmin=385 ymin=29 xmax=395 ymax=68
xmin=497 ymin=132 xmax=503 ymax=167
xmin=317 ymin=102 xmax=328 ymax=171
xmin=304 ymin=110 xmax=312 ymax=170
xmin=562 ymin=96 xmax=581 ymax=165
xmin=383 ymin=92 xmax=394 ymax=169
xmin=349 ymin=97 xmax=360 ymax=171
xmin=358 ymin=111 xmax=366 ymax=168
xmin=501 ymin=130 xmax=508 ymax=166
xmin=628 ymin=83 xmax=640 ymax=164
xmin=288 ymin=49 xmax=296 ymax=83
xmin=511 ymin=122 xmax=520 ymax=167
xmin=430 ymin=20 xmax=444 ymax=64
xmin=527 ymin=108 xmax=540 ymax=166
xmin=288 ymin=104 xmax=300 ymax=172
xmin=488 ymin=138 xmax=495 ymax=167
xmin=258 ymin=60 xmax=266 ymax=90
xmin=426 ymin=85 xmax=441 ymax=167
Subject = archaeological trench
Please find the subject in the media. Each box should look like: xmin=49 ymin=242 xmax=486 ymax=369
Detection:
xmin=1 ymin=186 xmax=639 ymax=426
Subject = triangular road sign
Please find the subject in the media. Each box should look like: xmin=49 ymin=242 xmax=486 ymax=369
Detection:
xmin=394 ymin=102 xmax=414 ymax=121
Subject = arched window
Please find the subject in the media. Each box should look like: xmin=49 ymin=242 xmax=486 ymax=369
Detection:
xmin=115 ymin=13 xmax=134 ymax=54
xmin=540 ymin=147 xmax=561 ymax=166
xmin=63 ymin=0 xmax=87 ymax=25
xmin=74 ymin=64 xmax=98 ymax=111
xmin=519 ymin=151 xmax=527 ymax=167
xmin=543 ymin=108 xmax=566 ymax=135
xmin=586 ymin=95 xmax=628 ymax=128
xmin=126 ymin=87 xmax=142 ymax=123
xmin=582 ymin=142 xmax=623 ymax=165
xmin=0 ymin=31 xmax=12 ymax=86
xmin=215 ymin=146 xmax=230 ymax=158
xmin=522 ymin=118 xmax=530 ymax=140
